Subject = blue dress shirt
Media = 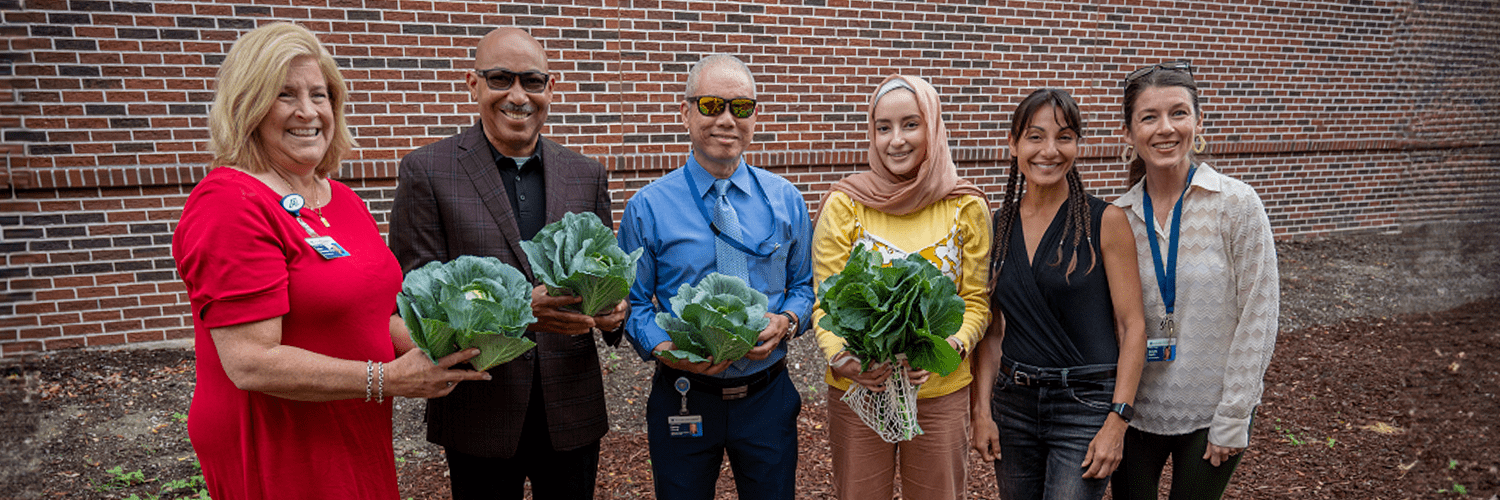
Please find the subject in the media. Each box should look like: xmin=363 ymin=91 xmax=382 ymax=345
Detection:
xmin=619 ymin=154 xmax=815 ymax=378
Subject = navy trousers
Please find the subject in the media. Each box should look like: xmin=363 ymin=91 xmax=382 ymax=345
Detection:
xmin=645 ymin=365 xmax=801 ymax=500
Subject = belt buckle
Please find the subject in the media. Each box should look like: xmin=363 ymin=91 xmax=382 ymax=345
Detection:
xmin=722 ymin=385 xmax=748 ymax=400
xmin=1013 ymin=369 xmax=1031 ymax=387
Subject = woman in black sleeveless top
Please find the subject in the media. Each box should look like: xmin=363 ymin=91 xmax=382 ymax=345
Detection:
xmin=969 ymin=89 xmax=1147 ymax=500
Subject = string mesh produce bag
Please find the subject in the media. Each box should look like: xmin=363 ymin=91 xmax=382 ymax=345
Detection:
xmin=840 ymin=354 xmax=923 ymax=443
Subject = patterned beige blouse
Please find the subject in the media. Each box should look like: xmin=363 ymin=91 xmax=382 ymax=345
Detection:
xmin=1113 ymin=163 xmax=1280 ymax=448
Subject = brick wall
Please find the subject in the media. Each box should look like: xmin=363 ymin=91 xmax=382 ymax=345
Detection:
xmin=3 ymin=0 xmax=1498 ymax=355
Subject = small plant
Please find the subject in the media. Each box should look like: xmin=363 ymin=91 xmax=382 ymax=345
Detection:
xmin=173 ymin=412 xmax=188 ymax=423
xmin=1273 ymin=423 xmax=1306 ymax=446
xmin=1448 ymin=458 xmax=1459 ymax=470
xmin=94 ymin=465 xmax=150 ymax=491
xmin=1439 ymin=483 xmax=1469 ymax=495
xmin=1325 ymin=437 xmax=1336 ymax=448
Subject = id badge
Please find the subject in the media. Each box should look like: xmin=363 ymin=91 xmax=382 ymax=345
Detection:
xmin=1146 ymin=338 xmax=1177 ymax=362
xmin=305 ymin=236 xmax=350 ymax=259
xmin=668 ymin=415 xmax=703 ymax=438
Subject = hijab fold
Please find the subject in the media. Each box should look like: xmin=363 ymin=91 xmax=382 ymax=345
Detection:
xmin=827 ymin=74 xmax=986 ymax=217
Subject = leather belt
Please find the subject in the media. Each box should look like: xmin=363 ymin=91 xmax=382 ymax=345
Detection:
xmin=661 ymin=358 xmax=786 ymax=400
xmin=1000 ymin=360 xmax=1116 ymax=387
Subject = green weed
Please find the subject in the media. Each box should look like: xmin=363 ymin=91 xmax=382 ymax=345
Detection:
xmin=94 ymin=466 xmax=150 ymax=491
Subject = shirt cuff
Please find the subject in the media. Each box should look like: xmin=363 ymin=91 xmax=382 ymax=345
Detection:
xmin=1209 ymin=412 xmax=1252 ymax=449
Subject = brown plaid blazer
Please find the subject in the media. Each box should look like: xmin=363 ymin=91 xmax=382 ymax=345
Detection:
xmin=388 ymin=123 xmax=612 ymax=457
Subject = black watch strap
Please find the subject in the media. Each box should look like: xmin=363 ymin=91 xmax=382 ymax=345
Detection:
xmin=1111 ymin=402 xmax=1135 ymax=423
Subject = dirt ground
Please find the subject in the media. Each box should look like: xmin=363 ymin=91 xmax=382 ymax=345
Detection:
xmin=2 ymin=221 xmax=1498 ymax=499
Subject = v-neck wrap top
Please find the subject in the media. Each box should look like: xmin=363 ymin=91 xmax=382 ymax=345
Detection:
xmin=991 ymin=195 xmax=1120 ymax=369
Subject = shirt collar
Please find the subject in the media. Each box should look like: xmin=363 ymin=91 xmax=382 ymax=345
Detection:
xmin=1118 ymin=162 xmax=1224 ymax=209
xmin=686 ymin=153 xmax=752 ymax=199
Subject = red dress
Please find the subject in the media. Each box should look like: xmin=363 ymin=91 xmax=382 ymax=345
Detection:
xmin=172 ymin=167 xmax=402 ymax=499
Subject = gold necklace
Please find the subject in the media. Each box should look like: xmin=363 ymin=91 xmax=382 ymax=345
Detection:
xmin=273 ymin=171 xmax=330 ymax=227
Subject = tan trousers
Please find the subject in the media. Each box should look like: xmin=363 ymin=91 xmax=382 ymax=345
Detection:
xmin=827 ymin=385 xmax=970 ymax=500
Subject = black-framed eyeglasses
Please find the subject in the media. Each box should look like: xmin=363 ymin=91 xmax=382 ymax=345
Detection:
xmin=687 ymin=95 xmax=757 ymax=119
xmin=1123 ymin=60 xmax=1194 ymax=85
xmin=475 ymin=68 xmax=550 ymax=93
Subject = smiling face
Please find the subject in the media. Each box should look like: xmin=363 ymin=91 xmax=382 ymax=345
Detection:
xmin=1010 ymin=104 xmax=1078 ymax=190
xmin=681 ymin=62 xmax=757 ymax=176
xmin=256 ymin=56 xmax=333 ymax=174
xmin=468 ymin=29 xmax=552 ymax=157
xmin=871 ymin=89 xmax=927 ymax=179
xmin=1123 ymin=85 xmax=1204 ymax=172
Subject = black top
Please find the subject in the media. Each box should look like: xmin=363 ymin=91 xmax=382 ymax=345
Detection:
xmin=489 ymin=143 xmax=547 ymax=240
xmin=991 ymin=195 xmax=1119 ymax=368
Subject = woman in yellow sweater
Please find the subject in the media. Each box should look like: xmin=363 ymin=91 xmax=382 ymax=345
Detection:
xmin=811 ymin=74 xmax=991 ymax=499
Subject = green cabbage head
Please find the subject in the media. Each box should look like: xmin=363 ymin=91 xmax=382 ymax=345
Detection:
xmin=520 ymin=211 xmax=644 ymax=316
xmin=655 ymin=273 xmax=771 ymax=364
xmin=396 ymin=255 xmax=538 ymax=371
xmin=817 ymin=243 xmax=964 ymax=376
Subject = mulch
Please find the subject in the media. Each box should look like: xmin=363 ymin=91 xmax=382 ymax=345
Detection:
xmin=395 ymin=298 xmax=1500 ymax=499
xmin=3 ymin=299 xmax=1495 ymax=499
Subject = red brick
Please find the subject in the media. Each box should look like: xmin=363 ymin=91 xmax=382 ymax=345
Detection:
xmin=88 ymin=334 xmax=128 ymax=347
xmin=44 ymin=337 xmax=87 ymax=350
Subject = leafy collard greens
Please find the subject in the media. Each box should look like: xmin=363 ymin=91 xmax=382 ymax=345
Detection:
xmin=817 ymin=244 xmax=964 ymax=376
xmin=520 ymin=211 xmax=644 ymax=316
xmin=396 ymin=255 xmax=538 ymax=372
xmin=655 ymin=273 xmax=771 ymax=364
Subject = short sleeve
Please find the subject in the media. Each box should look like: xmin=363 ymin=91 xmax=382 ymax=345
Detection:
xmin=172 ymin=173 xmax=292 ymax=329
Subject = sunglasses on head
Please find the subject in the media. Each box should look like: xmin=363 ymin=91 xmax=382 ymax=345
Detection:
xmin=1123 ymin=60 xmax=1194 ymax=85
xmin=475 ymin=68 xmax=550 ymax=93
xmin=687 ymin=95 xmax=757 ymax=119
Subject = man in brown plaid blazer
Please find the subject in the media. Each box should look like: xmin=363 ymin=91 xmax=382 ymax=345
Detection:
xmin=388 ymin=28 xmax=624 ymax=500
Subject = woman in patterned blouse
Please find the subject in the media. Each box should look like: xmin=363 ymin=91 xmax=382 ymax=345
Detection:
xmin=1109 ymin=60 xmax=1281 ymax=500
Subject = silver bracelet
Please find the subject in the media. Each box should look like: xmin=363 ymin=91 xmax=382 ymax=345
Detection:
xmin=376 ymin=362 xmax=385 ymax=403
xmin=364 ymin=360 xmax=373 ymax=402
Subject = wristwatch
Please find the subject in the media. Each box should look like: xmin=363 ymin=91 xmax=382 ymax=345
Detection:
xmin=1110 ymin=402 xmax=1135 ymax=423
xmin=780 ymin=311 xmax=798 ymax=339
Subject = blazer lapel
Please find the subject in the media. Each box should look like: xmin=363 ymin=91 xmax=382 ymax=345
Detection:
xmin=540 ymin=137 xmax=578 ymax=226
xmin=458 ymin=125 xmax=533 ymax=277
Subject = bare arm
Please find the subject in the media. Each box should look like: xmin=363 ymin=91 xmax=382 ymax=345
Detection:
xmin=211 ymin=317 xmax=490 ymax=402
xmin=1081 ymin=205 xmax=1148 ymax=478
xmin=970 ymin=315 xmax=1005 ymax=461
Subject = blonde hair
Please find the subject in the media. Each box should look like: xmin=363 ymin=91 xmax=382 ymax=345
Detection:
xmin=208 ymin=22 xmax=355 ymax=177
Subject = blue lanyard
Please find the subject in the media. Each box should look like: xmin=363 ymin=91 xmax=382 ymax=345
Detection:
xmin=1142 ymin=166 xmax=1197 ymax=325
xmin=684 ymin=160 xmax=779 ymax=258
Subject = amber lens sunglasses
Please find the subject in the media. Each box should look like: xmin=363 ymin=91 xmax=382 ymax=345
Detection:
xmin=475 ymin=69 xmax=550 ymax=93
xmin=688 ymin=95 xmax=757 ymax=119
xmin=1123 ymin=60 xmax=1194 ymax=85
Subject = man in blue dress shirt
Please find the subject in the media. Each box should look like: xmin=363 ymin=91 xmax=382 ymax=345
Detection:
xmin=618 ymin=54 xmax=814 ymax=500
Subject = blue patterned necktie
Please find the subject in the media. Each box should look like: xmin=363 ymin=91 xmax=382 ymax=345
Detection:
xmin=711 ymin=179 xmax=748 ymax=279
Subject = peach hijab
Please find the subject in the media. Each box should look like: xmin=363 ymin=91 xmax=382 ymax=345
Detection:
xmin=827 ymin=74 xmax=986 ymax=216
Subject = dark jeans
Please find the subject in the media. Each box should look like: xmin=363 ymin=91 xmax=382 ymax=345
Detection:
xmin=1110 ymin=426 xmax=1244 ymax=500
xmin=645 ymin=365 xmax=801 ymax=500
xmin=991 ymin=369 xmax=1117 ymax=500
